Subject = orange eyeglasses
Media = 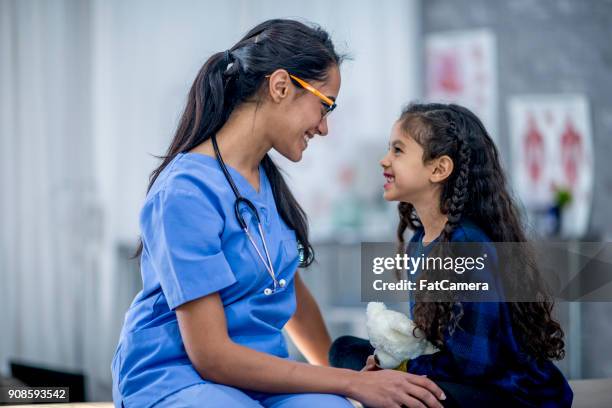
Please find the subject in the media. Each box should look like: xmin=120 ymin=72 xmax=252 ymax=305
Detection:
xmin=266 ymin=73 xmax=337 ymax=118
xmin=288 ymin=74 xmax=337 ymax=118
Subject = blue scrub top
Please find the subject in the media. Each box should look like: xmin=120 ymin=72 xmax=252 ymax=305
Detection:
xmin=111 ymin=152 xmax=300 ymax=408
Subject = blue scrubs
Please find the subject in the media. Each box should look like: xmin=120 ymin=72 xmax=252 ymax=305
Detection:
xmin=111 ymin=153 xmax=351 ymax=408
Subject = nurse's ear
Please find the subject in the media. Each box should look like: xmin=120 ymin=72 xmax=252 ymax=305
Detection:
xmin=266 ymin=69 xmax=291 ymax=103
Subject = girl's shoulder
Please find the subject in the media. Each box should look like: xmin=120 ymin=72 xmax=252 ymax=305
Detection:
xmin=452 ymin=219 xmax=500 ymax=266
xmin=451 ymin=218 xmax=493 ymax=243
xmin=408 ymin=218 xmax=492 ymax=244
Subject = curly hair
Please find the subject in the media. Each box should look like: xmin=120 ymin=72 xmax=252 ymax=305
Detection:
xmin=396 ymin=102 xmax=565 ymax=361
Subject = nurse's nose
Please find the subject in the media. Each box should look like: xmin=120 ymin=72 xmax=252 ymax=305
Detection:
xmin=316 ymin=117 xmax=328 ymax=136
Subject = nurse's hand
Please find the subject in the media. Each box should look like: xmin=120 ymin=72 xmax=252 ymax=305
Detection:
xmin=348 ymin=369 xmax=446 ymax=408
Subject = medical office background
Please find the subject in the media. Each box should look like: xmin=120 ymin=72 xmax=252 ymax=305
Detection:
xmin=1 ymin=0 xmax=612 ymax=402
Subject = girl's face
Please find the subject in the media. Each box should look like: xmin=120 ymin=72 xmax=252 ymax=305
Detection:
xmin=380 ymin=121 xmax=438 ymax=203
xmin=267 ymin=65 xmax=341 ymax=162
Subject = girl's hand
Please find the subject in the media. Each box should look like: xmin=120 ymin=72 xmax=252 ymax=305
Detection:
xmin=348 ymin=369 xmax=446 ymax=408
xmin=361 ymin=354 xmax=380 ymax=371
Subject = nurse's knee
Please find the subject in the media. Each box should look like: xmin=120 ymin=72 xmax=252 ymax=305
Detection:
xmin=269 ymin=393 xmax=354 ymax=407
xmin=152 ymin=383 xmax=262 ymax=407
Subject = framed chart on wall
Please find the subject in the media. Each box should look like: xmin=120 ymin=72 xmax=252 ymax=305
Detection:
xmin=425 ymin=29 xmax=498 ymax=141
xmin=508 ymin=94 xmax=594 ymax=237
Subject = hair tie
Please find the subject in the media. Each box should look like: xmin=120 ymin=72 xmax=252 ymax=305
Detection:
xmin=223 ymin=50 xmax=232 ymax=67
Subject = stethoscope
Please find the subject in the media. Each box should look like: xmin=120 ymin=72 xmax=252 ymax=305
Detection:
xmin=211 ymin=134 xmax=286 ymax=296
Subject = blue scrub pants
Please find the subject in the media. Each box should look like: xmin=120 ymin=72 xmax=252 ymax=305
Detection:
xmin=151 ymin=383 xmax=354 ymax=407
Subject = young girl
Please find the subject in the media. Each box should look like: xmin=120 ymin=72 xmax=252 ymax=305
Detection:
xmin=332 ymin=103 xmax=573 ymax=407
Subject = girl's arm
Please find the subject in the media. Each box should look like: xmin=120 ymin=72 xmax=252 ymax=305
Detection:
xmin=284 ymin=272 xmax=331 ymax=366
xmin=405 ymin=302 xmax=502 ymax=379
xmin=176 ymin=292 xmax=446 ymax=408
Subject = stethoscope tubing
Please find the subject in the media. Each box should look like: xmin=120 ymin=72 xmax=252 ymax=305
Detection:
xmin=211 ymin=135 xmax=285 ymax=295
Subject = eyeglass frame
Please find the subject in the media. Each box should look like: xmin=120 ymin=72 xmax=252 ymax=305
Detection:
xmin=265 ymin=72 xmax=337 ymax=118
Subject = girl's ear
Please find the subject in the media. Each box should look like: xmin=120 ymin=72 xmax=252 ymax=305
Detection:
xmin=429 ymin=155 xmax=454 ymax=183
xmin=267 ymin=69 xmax=291 ymax=103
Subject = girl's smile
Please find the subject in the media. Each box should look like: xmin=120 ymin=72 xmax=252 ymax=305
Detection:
xmin=383 ymin=171 xmax=395 ymax=190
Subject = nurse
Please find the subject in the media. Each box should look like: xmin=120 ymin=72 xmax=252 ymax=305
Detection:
xmin=111 ymin=19 xmax=446 ymax=408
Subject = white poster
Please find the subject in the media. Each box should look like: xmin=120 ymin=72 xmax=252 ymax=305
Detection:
xmin=508 ymin=95 xmax=594 ymax=237
xmin=425 ymin=29 xmax=498 ymax=140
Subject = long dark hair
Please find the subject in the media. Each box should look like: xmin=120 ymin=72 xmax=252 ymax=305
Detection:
xmin=396 ymin=102 xmax=565 ymax=361
xmin=135 ymin=19 xmax=344 ymax=266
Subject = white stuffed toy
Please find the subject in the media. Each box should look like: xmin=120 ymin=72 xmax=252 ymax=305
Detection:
xmin=366 ymin=302 xmax=439 ymax=369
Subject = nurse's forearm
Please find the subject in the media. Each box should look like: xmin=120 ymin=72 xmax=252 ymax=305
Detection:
xmin=177 ymin=293 xmax=446 ymax=406
xmin=197 ymin=340 xmax=356 ymax=395
xmin=178 ymin=292 xmax=352 ymax=395
xmin=285 ymin=273 xmax=331 ymax=366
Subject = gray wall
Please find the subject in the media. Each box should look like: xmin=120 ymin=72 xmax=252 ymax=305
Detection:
xmin=422 ymin=0 xmax=612 ymax=379
xmin=422 ymin=0 xmax=612 ymax=238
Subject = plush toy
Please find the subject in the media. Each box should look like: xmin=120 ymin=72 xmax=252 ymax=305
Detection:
xmin=366 ymin=302 xmax=439 ymax=369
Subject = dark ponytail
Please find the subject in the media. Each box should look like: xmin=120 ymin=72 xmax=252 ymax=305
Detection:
xmin=135 ymin=19 xmax=344 ymax=266
xmin=396 ymin=102 xmax=565 ymax=361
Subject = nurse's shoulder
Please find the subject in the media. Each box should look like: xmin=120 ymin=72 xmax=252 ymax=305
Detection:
xmin=139 ymin=153 xmax=234 ymax=232
xmin=149 ymin=153 xmax=231 ymax=200
xmin=138 ymin=152 xmax=239 ymax=311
